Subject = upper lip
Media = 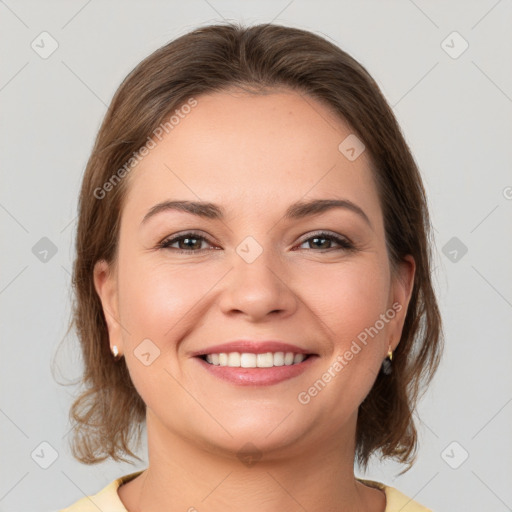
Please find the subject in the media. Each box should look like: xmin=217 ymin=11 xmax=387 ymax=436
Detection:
xmin=191 ymin=340 xmax=315 ymax=357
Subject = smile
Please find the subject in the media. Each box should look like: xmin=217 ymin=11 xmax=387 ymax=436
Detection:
xmin=196 ymin=352 xmax=317 ymax=386
xmin=201 ymin=351 xmax=308 ymax=368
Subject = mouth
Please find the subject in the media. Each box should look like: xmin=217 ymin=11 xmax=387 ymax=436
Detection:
xmin=191 ymin=340 xmax=318 ymax=386
xmin=192 ymin=352 xmax=319 ymax=386
xmin=197 ymin=351 xmax=312 ymax=368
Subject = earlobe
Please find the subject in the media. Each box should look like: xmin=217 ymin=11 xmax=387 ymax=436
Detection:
xmin=93 ymin=259 xmax=123 ymax=354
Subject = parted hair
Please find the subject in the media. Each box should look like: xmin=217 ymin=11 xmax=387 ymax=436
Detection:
xmin=63 ymin=21 xmax=443 ymax=471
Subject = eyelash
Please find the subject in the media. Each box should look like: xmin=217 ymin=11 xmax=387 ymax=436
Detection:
xmin=157 ymin=230 xmax=357 ymax=254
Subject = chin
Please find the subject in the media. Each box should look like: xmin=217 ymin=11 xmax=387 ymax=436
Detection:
xmin=192 ymin=412 xmax=309 ymax=458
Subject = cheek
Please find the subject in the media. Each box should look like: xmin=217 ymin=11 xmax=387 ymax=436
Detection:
xmin=284 ymin=259 xmax=392 ymax=428
xmin=306 ymin=258 xmax=391 ymax=344
xmin=305 ymin=260 xmax=390 ymax=397
xmin=118 ymin=250 xmax=391 ymax=353
xmin=118 ymin=261 xmax=215 ymax=342
xmin=115 ymin=260 xmax=216 ymax=416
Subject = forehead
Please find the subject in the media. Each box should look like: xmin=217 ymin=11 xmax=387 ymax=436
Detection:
xmin=123 ymin=89 xmax=381 ymax=226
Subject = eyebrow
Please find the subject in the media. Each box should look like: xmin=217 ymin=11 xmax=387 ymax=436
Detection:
xmin=141 ymin=198 xmax=372 ymax=228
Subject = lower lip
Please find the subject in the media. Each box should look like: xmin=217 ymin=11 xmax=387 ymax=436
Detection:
xmin=195 ymin=355 xmax=318 ymax=386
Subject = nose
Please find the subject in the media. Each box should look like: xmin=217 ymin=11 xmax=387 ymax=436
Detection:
xmin=217 ymin=244 xmax=299 ymax=322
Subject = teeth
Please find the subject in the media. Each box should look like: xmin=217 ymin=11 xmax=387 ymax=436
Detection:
xmin=204 ymin=351 xmax=307 ymax=368
xmin=293 ymin=353 xmax=305 ymax=364
xmin=284 ymin=352 xmax=295 ymax=365
xmin=228 ymin=352 xmax=241 ymax=367
xmin=240 ymin=353 xmax=257 ymax=368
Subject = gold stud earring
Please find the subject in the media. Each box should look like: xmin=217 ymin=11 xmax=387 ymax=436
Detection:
xmin=381 ymin=344 xmax=393 ymax=375
xmin=111 ymin=345 xmax=121 ymax=360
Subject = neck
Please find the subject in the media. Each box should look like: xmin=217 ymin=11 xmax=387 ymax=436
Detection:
xmin=122 ymin=409 xmax=384 ymax=512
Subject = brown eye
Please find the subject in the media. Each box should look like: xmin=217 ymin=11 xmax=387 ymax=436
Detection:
xmin=158 ymin=232 xmax=215 ymax=253
xmin=297 ymin=232 xmax=355 ymax=251
xmin=158 ymin=231 xmax=356 ymax=254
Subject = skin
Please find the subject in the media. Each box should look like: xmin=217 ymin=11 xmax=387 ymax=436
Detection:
xmin=94 ymin=88 xmax=415 ymax=512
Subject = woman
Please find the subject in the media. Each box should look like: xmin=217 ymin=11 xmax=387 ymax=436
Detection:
xmin=59 ymin=21 xmax=443 ymax=512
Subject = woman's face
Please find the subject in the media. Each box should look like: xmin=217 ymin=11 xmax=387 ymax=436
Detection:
xmin=94 ymin=88 xmax=415 ymax=459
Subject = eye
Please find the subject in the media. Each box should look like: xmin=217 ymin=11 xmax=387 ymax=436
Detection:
xmin=157 ymin=230 xmax=356 ymax=254
xmin=157 ymin=231 xmax=217 ymax=253
xmin=295 ymin=231 xmax=356 ymax=252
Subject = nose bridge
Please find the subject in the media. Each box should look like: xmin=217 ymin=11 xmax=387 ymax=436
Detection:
xmin=218 ymin=234 xmax=297 ymax=319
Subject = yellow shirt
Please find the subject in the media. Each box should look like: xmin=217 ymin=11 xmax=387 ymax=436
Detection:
xmin=59 ymin=470 xmax=432 ymax=511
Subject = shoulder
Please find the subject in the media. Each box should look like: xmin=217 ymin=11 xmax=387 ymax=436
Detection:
xmin=357 ymin=478 xmax=433 ymax=512
xmin=58 ymin=470 xmax=145 ymax=512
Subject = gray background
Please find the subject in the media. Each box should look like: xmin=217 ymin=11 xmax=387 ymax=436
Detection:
xmin=1 ymin=1 xmax=511 ymax=511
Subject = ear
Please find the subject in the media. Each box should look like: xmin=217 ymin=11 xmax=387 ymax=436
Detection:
xmin=388 ymin=254 xmax=416 ymax=351
xmin=93 ymin=259 xmax=123 ymax=355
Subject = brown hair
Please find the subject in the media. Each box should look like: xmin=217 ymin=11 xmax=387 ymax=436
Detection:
xmin=60 ymin=21 xmax=443 ymax=471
